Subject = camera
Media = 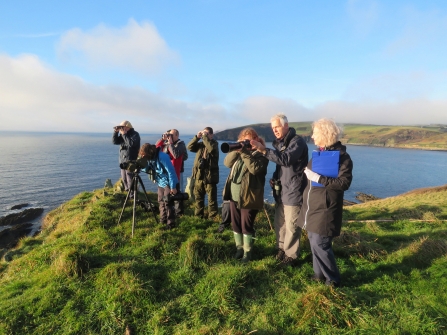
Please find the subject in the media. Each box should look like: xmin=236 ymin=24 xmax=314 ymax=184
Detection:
xmin=163 ymin=192 xmax=190 ymax=204
xmin=272 ymin=179 xmax=281 ymax=197
xmin=119 ymin=157 xmax=147 ymax=172
xmin=114 ymin=126 xmax=123 ymax=131
xmin=220 ymin=139 xmax=252 ymax=153
xmin=198 ymin=157 xmax=207 ymax=170
xmin=136 ymin=199 xmax=159 ymax=213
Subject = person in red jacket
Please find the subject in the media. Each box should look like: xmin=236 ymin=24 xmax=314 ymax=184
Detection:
xmin=156 ymin=129 xmax=188 ymax=215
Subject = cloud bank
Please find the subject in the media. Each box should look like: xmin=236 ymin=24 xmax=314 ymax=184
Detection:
xmin=1 ymin=53 xmax=447 ymax=136
xmin=57 ymin=19 xmax=179 ymax=75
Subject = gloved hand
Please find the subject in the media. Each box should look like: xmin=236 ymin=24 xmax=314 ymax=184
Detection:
xmin=304 ymin=167 xmax=321 ymax=183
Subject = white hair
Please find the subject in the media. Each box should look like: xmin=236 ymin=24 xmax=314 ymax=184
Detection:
xmin=270 ymin=113 xmax=288 ymax=126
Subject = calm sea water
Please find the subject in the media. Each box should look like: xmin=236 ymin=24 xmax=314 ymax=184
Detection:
xmin=1 ymin=132 xmax=447 ymax=228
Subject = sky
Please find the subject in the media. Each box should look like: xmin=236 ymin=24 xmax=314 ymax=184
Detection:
xmin=1 ymin=0 xmax=447 ymax=134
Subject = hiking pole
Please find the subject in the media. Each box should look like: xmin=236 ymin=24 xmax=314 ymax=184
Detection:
xmin=263 ymin=204 xmax=273 ymax=231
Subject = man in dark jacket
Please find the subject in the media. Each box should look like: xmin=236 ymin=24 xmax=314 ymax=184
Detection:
xmin=187 ymin=127 xmax=219 ymax=219
xmin=112 ymin=120 xmax=141 ymax=193
xmin=251 ymin=113 xmax=308 ymax=266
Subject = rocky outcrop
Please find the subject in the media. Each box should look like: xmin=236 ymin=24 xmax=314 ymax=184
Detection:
xmin=0 ymin=208 xmax=44 ymax=226
xmin=355 ymin=192 xmax=380 ymax=203
xmin=0 ymin=223 xmax=33 ymax=249
xmin=10 ymin=203 xmax=29 ymax=210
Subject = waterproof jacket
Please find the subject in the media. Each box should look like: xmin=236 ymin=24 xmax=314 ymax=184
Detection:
xmin=222 ymin=149 xmax=269 ymax=210
xmin=297 ymin=142 xmax=353 ymax=237
xmin=264 ymin=127 xmax=308 ymax=206
xmin=142 ymin=150 xmax=178 ymax=189
xmin=155 ymin=138 xmax=188 ymax=179
xmin=187 ymin=134 xmax=219 ymax=184
xmin=112 ymin=128 xmax=141 ymax=164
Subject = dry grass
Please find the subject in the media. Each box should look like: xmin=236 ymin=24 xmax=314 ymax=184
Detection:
xmin=297 ymin=285 xmax=357 ymax=328
xmin=405 ymin=236 xmax=447 ymax=267
xmin=51 ymin=246 xmax=89 ymax=278
xmin=334 ymin=231 xmax=386 ymax=261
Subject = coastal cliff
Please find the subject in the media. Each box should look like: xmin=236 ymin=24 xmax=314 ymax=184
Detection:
xmin=1 ymin=184 xmax=447 ymax=334
xmin=214 ymin=122 xmax=447 ymax=150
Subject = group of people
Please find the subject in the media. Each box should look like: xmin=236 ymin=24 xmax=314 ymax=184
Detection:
xmin=113 ymin=113 xmax=353 ymax=287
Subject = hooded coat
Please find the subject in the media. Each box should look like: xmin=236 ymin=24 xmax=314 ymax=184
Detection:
xmin=222 ymin=149 xmax=269 ymax=210
xmin=297 ymin=141 xmax=353 ymax=237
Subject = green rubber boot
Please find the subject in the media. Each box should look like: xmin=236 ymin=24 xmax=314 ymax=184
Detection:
xmin=241 ymin=234 xmax=254 ymax=263
xmin=234 ymin=232 xmax=244 ymax=259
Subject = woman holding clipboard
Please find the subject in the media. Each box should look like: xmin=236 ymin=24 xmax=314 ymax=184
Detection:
xmin=297 ymin=118 xmax=353 ymax=287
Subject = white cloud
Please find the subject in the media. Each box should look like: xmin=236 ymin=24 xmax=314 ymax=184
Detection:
xmin=1 ymin=54 xmax=447 ymax=137
xmin=0 ymin=53 xmax=237 ymax=134
xmin=56 ymin=18 xmax=179 ymax=75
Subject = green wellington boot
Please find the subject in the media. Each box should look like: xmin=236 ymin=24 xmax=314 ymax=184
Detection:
xmin=233 ymin=232 xmax=244 ymax=259
xmin=241 ymin=234 xmax=254 ymax=263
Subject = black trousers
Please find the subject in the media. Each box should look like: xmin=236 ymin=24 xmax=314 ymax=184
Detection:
xmin=229 ymin=200 xmax=258 ymax=235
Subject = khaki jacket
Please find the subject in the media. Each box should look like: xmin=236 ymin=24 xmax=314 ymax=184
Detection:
xmin=222 ymin=149 xmax=269 ymax=210
xmin=187 ymin=134 xmax=219 ymax=184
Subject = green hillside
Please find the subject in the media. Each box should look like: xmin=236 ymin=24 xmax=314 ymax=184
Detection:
xmin=1 ymin=185 xmax=447 ymax=334
xmin=214 ymin=123 xmax=447 ymax=150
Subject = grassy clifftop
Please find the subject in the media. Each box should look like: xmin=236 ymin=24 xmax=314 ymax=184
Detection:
xmin=214 ymin=123 xmax=447 ymax=150
xmin=1 ymin=185 xmax=447 ymax=334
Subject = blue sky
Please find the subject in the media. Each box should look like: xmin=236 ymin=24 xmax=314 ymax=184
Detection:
xmin=1 ymin=0 xmax=447 ymax=133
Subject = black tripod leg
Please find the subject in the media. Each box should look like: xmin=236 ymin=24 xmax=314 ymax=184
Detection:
xmin=131 ymin=174 xmax=139 ymax=237
xmin=137 ymin=175 xmax=158 ymax=222
xmin=118 ymin=178 xmax=135 ymax=225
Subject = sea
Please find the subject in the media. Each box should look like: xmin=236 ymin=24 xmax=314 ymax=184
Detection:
xmin=1 ymin=132 xmax=447 ymax=231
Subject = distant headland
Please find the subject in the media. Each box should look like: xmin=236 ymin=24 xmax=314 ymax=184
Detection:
xmin=213 ymin=122 xmax=447 ymax=151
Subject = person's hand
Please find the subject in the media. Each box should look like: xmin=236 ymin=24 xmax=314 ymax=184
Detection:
xmin=167 ymin=136 xmax=174 ymax=144
xmin=120 ymin=127 xmax=128 ymax=135
xmin=114 ymin=126 xmax=120 ymax=133
xmin=250 ymin=140 xmax=266 ymax=154
xmin=170 ymin=188 xmax=178 ymax=195
xmin=304 ymin=167 xmax=321 ymax=183
xmin=197 ymin=131 xmax=202 ymax=139
xmin=269 ymin=178 xmax=275 ymax=188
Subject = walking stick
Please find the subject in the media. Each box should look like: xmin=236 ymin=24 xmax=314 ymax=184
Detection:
xmin=263 ymin=204 xmax=273 ymax=231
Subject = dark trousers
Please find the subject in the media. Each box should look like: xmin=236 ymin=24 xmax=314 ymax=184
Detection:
xmin=193 ymin=180 xmax=218 ymax=218
xmin=229 ymin=200 xmax=258 ymax=235
xmin=120 ymin=169 xmax=134 ymax=192
xmin=308 ymin=231 xmax=341 ymax=285
xmin=157 ymin=186 xmax=175 ymax=225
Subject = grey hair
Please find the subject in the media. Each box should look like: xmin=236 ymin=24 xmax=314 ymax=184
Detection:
xmin=270 ymin=113 xmax=288 ymax=126
xmin=312 ymin=118 xmax=343 ymax=147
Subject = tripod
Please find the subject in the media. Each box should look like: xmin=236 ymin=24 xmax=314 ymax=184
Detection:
xmin=118 ymin=170 xmax=157 ymax=237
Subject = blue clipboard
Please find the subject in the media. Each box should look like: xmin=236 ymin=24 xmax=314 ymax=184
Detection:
xmin=311 ymin=150 xmax=340 ymax=187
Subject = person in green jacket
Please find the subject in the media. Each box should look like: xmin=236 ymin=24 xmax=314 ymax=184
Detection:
xmin=187 ymin=127 xmax=220 ymax=219
xmin=222 ymin=128 xmax=269 ymax=262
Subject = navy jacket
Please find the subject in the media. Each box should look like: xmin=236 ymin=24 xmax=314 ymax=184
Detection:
xmin=264 ymin=127 xmax=308 ymax=206
xmin=112 ymin=128 xmax=140 ymax=164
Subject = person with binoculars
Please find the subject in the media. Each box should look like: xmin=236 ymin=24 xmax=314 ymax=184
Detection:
xmin=112 ymin=120 xmax=140 ymax=195
xmin=250 ymin=113 xmax=308 ymax=267
xmin=156 ymin=129 xmax=188 ymax=216
xmin=187 ymin=127 xmax=219 ymax=220
xmin=138 ymin=143 xmax=179 ymax=230
xmin=222 ymin=127 xmax=269 ymax=263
